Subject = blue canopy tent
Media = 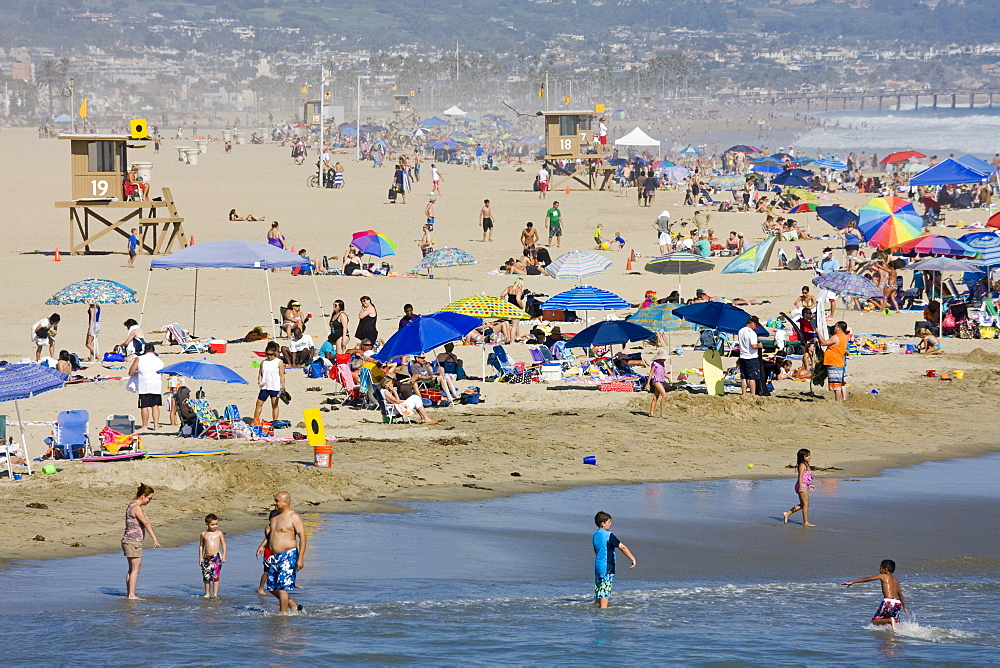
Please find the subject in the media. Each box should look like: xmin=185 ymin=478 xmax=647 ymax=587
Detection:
xmin=955 ymin=154 xmax=997 ymax=176
xmin=908 ymin=158 xmax=991 ymax=186
xmin=420 ymin=116 xmax=448 ymax=127
xmin=141 ymin=240 xmax=311 ymax=338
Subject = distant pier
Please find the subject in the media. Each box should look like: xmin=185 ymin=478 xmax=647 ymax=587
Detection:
xmin=770 ymin=89 xmax=1000 ymax=112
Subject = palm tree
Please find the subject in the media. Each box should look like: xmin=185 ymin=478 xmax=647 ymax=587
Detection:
xmin=35 ymin=57 xmax=69 ymax=117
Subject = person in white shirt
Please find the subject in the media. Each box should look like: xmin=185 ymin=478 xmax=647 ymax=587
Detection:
xmin=254 ymin=341 xmax=286 ymax=421
xmin=737 ymin=316 xmax=763 ymax=396
xmin=430 ymin=164 xmax=443 ymax=195
xmin=32 ymin=313 xmax=60 ymax=361
xmin=538 ymin=164 xmax=549 ymax=199
xmin=129 ymin=343 xmax=165 ymax=431
xmin=281 ymin=327 xmax=315 ymax=366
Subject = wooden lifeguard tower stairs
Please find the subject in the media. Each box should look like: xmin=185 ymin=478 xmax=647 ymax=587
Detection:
xmin=54 ymin=121 xmax=188 ymax=256
xmin=538 ymin=108 xmax=615 ymax=191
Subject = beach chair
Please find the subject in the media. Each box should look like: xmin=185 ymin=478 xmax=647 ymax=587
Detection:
xmin=106 ymin=414 xmax=136 ymax=435
xmin=53 ymin=410 xmax=90 ymax=460
xmin=378 ymin=389 xmax=412 ymax=424
xmin=163 ymin=323 xmax=212 ymax=353
xmin=188 ymin=399 xmax=234 ymax=439
xmin=97 ymin=420 xmax=142 ymax=455
xmin=357 ymin=366 xmax=379 ymax=410
xmin=486 ymin=349 xmax=515 ymax=382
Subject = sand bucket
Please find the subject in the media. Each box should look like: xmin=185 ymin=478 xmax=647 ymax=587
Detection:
xmin=583 ymin=456 xmax=597 ymax=465
xmin=926 ymin=370 xmax=937 ymax=377
xmin=41 ymin=463 xmax=57 ymax=475
xmin=313 ymin=444 xmax=333 ymax=468
xmin=954 ymin=370 xmax=965 ymax=379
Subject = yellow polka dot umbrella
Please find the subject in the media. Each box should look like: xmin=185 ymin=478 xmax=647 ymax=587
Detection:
xmin=439 ymin=295 xmax=530 ymax=320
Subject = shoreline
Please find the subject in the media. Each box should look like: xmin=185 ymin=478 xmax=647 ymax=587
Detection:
xmin=3 ymin=386 xmax=998 ymax=567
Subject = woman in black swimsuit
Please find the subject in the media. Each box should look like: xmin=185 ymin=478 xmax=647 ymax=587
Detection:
xmin=356 ymin=296 xmax=378 ymax=343
xmin=329 ymin=299 xmax=348 ymax=355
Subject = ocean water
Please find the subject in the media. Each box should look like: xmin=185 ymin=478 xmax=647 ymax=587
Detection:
xmin=793 ymin=106 xmax=1000 ymax=157
xmin=3 ymin=455 xmax=1000 ymax=664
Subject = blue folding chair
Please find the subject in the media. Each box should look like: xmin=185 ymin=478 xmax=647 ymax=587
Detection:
xmin=55 ymin=410 xmax=90 ymax=460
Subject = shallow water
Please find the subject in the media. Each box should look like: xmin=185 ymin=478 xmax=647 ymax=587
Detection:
xmin=3 ymin=455 xmax=999 ymax=663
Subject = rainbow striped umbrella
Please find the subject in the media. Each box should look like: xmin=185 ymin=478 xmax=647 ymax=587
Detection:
xmin=439 ymin=295 xmax=529 ymax=320
xmin=351 ymin=231 xmax=397 ymax=257
xmin=786 ymin=203 xmax=818 ymax=213
xmin=858 ymin=196 xmax=923 ymax=249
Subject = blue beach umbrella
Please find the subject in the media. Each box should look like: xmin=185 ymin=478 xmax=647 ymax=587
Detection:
xmin=0 ymin=363 xmax=68 ymax=476
xmin=373 ymin=312 xmax=482 ymax=362
xmin=751 ymin=159 xmax=784 ymax=175
xmin=565 ymin=320 xmax=655 ymax=349
xmin=811 ymin=158 xmax=848 ymax=171
xmin=958 ymin=231 xmax=1000 ymax=268
xmin=812 ymin=271 xmax=883 ymax=301
xmin=673 ymin=302 xmax=766 ymax=336
xmin=158 ymin=359 xmax=248 ymax=385
xmin=816 ymin=205 xmax=859 ymax=230
xmin=46 ymin=278 xmax=136 ymax=305
xmin=771 ymin=173 xmax=811 ymax=188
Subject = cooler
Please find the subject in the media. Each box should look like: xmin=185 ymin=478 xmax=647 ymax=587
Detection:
xmin=541 ymin=362 xmax=562 ymax=382
xmin=209 ymin=339 xmax=227 ymax=354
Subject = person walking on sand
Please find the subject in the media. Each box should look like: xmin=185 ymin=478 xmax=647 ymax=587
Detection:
xmin=123 ymin=483 xmax=161 ymax=600
xmin=425 ymin=196 xmax=436 ymax=231
xmin=592 ymin=511 xmax=636 ymax=609
xmin=267 ymin=221 xmax=286 ymax=250
xmin=738 ymin=316 xmax=763 ymax=395
xmin=198 ymin=513 xmax=227 ymax=598
xmin=127 ymin=228 xmax=138 ymax=267
xmin=254 ymin=341 xmax=285 ymax=422
xmin=782 ymin=448 xmax=816 ymax=526
xmin=85 ymin=303 xmax=101 ymax=362
xmin=537 ymin=163 xmax=549 ymax=199
xmin=817 ymin=320 xmax=850 ymax=401
xmin=646 ymin=348 xmax=670 ymax=417
xmin=480 ymin=199 xmax=495 ymax=242
xmin=430 ymin=163 xmax=443 ymax=195
xmin=130 ymin=343 xmax=164 ymax=432
xmin=545 ymin=201 xmax=563 ymax=248
xmin=842 ymin=559 xmax=910 ymax=632
xmin=256 ymin=491 xmax=307 ymax=614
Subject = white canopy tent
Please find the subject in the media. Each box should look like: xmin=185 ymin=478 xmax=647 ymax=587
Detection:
xmin=442 ymin=105 xmax=466 ymax=116
xmin=614 ymin=127 xmax=661 ymax=147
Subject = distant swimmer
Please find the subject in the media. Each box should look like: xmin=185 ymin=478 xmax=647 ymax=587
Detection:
xmin=782 ymin=448 xmax=816 ymax=526
xmin=841 ymin=559 xmax=910 ymax=632
xmin=592 ymin=511 xmax=637 ymax=609
xmin=256 ymin=491 xmax=307 ymax=614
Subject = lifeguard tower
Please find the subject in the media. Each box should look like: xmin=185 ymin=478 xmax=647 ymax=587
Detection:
xmin=393 ymin=93 xmax=418 ymax=123
xmin=303 ymin=99 xmax=322 ymax=126
xmin=538 ymin=109 xmax=614 ymax=191
xmin=54 ymin=120 xmax=187 ymax=256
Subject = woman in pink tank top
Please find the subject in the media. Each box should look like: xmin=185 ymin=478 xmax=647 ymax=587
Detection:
xmin=122 ymin=483 xmax=161 ymax=600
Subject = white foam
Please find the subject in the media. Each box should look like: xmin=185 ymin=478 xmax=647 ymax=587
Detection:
xmin=864 ymin=620 xmax=977 ymax=642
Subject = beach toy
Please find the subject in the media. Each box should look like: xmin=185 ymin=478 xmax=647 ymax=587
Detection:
xmin=747 ymin=464 xmax=754 ymax=469
xmin=583 ymin=456 xmax=597 ymax=465
xmin=926 ymin=370 xmax=936 ymax=377
xmin=13 ymin=473 xmax=21 ymax=481
xmin=41 ymin=463 xmax=57 ymax=475
xmin=870 ymin=389 xmax=879 ymax=394
xmin=954 ymin=370 xmax=965 ymax=379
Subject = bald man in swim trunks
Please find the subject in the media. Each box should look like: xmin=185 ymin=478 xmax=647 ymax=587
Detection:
xmin=256 ymin=491 xmax=307 ymax=613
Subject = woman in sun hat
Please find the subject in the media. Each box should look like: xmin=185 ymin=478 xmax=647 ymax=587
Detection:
xmin=645 ymin=348 xmax=670 ymax=418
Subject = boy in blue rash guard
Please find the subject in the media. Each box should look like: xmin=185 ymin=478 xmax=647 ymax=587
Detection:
xmin=592 ymin=511 xmax=637 ymax=608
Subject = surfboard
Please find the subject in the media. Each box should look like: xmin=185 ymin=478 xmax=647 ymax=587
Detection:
xmin=703 ymin=349 xmax=724 ymax=396
xmin=146 ymin=449 xmax=228 ymax=458
xmin=80 ymin=451 xmax=147 ymax=462
xmin=146 ymin=451 xmax=190 ymax=458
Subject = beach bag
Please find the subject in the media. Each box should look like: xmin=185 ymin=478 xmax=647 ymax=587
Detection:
xmin=34 ymin=326 xmax=50 ymax=340
xmin=306 ymin=359 xmax=326 ymax=379
xmin=460 ymin=386 xmax=481 ymax=404
xmin=271 ymin=420 xmax=292 ymax=429
xmin=125 ymin=374 xmax=139 ymax=393
xmin=388 ymin=186 xmax=397 ymax=201
xmin=507 ymin=372 xmax=533 ymax=384
xmin=103 ymin=352 xmax=125 ymax=363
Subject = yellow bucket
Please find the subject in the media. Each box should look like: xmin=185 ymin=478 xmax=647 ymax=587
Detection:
xmin=954 ymin=370 xmax=965 ymax=379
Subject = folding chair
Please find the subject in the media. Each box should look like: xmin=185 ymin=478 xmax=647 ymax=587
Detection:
xmin=188 ymin=399 xmax=234 ymax=439
xmin=54 ymin=410 xmax=90 ymax=460
xmin=163 ymin=323 xmax=212 ymax=353
xmin=106 ymin=414 xmax=136 ymax=435
xmin=379 ymin=389 xmax=412 ymax=424
xmin=794 ymin=246 xmax=817 ymax=270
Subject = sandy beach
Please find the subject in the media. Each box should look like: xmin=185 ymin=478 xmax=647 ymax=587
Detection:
xmin=1 ymin=126 xmax=998 ymax=563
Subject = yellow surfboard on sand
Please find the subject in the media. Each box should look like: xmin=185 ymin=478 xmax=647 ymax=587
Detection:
xmin=703 ymin=349 xmax=724 ymax=396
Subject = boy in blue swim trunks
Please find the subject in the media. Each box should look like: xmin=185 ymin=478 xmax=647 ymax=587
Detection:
xmin=198 ymin=513 xmax=227 ymax=598
xmin=592 ymin=511 xmax=637 ymax=609
xmin=842 ymin=559 xmax=909 ymax=632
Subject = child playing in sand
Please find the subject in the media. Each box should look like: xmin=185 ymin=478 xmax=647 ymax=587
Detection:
xmin=592 ymin=511 xmax=636 ymax=609
xmin=614 ymin=232 xmax=626 ymax=250
xmin=841 ymin=559 xmax=910 ymax=632
xmin=916 ymin=328 xmax=942 ymax=354
xmin=198 ymin=513 xmax=227 ymax=598
xmin=782 ymin=448 xmax=816 ymax=526
xmin=594 ymin=224 xmax=609 ymax=250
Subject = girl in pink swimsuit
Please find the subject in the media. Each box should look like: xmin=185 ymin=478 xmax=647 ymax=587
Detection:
xmin=782 ymin=448 xmax=816 ymax=526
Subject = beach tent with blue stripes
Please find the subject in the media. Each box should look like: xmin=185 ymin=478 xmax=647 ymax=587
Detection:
xmin=721 ymin=236 xmax=776 ymax=274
